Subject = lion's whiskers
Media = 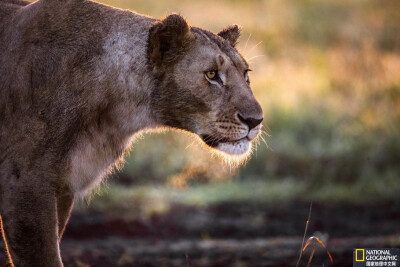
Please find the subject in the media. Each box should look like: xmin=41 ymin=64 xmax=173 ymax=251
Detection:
xmin=243 ymin=33 xmax=252 ymax=52
xmin=246 ymin=41 xmax=263 ymax=58
xmin=248 ymin=55 xmax=265 ymax=62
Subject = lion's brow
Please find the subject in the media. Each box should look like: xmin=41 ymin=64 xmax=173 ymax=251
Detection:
xmin=191 ymin=27 xmax=247 ymax=70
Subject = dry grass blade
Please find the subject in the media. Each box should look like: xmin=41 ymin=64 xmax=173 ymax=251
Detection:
xmin=302 ymin=236 xmax=333 ymax=264
xmin=306 ymin=244 xmax=316 ymax=267
xmin=0 ymin=215 xmax=14 ymax=267
xmin=296 ymin=202 xmax=312 ymax=267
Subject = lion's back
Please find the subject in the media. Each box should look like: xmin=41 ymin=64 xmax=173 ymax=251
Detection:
xmin=0 ymin=0 xmax=29 ymax=72
xmin=0 ymin=0 xmax=29 ymax=25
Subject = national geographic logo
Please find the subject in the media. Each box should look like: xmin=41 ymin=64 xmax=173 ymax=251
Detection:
xmin=354 ymin=248 xmax=399 ymax=267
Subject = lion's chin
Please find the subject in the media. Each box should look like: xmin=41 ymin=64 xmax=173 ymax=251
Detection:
xmin=216 ymin=138 xmax=251 ymax=156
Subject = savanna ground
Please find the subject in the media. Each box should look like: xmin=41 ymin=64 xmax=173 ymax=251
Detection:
xmin=2 ymin=0 xmax=400 ymax=266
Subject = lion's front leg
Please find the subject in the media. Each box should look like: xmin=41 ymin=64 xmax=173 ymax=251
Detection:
xmin=1 ymin=183 xmax=63 ymax=267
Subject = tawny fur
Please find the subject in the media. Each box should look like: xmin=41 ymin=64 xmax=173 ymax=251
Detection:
xmin=0 ymin=0 xmax=263 ymax=266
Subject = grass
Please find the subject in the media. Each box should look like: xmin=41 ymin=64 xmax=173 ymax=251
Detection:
xmin=296 ymin=203 xmax=312 ymax=267
xmin=76 ymin=176 xmax=400 ymax=219
xmin=296 ymin=203 xmax=334 ymax=267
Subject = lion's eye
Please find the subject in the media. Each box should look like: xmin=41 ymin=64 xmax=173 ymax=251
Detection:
xmin=205 ymin=70 xmax=223 ymax=86
xmin=206 ymin=70 xmax=218 ymax=80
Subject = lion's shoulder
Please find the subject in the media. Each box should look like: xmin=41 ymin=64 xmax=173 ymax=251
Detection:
xmin=0 ymin=0 xmax=27 ymax=26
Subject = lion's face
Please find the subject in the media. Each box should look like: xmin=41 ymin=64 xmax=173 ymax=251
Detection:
xmin=149 ymin=15 xmax=263 ymax=156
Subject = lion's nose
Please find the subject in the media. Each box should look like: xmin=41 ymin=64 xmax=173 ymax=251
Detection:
xmin=237 ymin=114 xmax=263 ymax=130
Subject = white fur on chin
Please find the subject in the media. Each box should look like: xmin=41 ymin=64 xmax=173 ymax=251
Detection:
xmin=217 ymin=139 xmax=251 ymax=156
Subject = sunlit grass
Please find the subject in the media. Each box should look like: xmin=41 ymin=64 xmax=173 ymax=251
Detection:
xmin=75 ymin=175 xmax=400 ymax=219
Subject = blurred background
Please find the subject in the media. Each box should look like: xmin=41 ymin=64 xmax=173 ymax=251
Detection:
xmin=4 ymin=0 xmax=400 ymax=266
xmin=68 ymin=0 xmax=400 ymax=266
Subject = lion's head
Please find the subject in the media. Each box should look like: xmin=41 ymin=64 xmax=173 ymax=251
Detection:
xmin=148 ymin=14 xmax=263 ymax=157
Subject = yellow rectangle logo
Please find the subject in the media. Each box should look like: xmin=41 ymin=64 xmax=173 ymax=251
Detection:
xmin=355 ymin=249 xmax=365 ymax=262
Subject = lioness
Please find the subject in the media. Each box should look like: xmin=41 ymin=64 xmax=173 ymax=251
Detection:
xmin=0 ymin=0 xmax=263 ymax=265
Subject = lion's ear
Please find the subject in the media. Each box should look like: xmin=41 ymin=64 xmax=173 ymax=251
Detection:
xmin=148 ymin=14 xmax=193 ymax=68
xmin=218 ymin=25 xmax=241 ymax=47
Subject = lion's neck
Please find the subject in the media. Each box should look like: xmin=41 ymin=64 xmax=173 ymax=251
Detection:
xmin=66 ymin=10 xmax=159 ymax=194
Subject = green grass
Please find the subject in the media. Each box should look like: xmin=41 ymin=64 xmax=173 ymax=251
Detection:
xmin=75 ymin=175 xmax=400 ymax=218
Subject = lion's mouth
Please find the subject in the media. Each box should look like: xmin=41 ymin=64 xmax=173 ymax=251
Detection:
xmin=200 ymin=134 xmax=223 ymax=147
xmin=200 ymin=135 xmax=247 ymax=147
xmin=200 ymin=134 xmax=251 ymax=156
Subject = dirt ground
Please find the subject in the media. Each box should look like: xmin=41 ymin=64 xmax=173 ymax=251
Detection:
xmin=1 ymin=201 xmax=399 ymax=266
